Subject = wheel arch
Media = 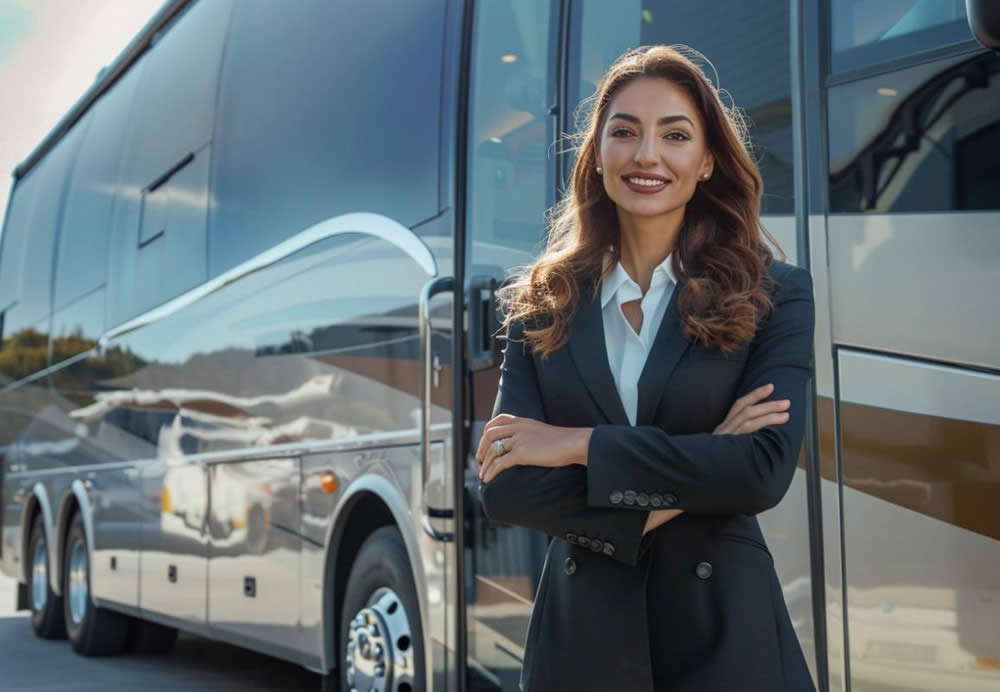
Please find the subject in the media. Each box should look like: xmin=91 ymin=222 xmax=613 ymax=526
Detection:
xmin=319 ymin=472 xmax=432 ymax=686
xmin=53 ymin=480 xmax=96 ymax=598
xmin=20 ymin=483 xmax=56 ymax=592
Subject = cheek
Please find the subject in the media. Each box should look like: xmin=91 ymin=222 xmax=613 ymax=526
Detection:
xmin=668 ymin=149 xmax=705 ymax=179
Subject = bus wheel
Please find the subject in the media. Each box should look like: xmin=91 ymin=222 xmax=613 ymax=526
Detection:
xmin=28 ymin=514 xmax=66 ymax=639
xmin=62 ymin=512 xmax=130 ymax=656
xmin=339 ymin=526 xmax=423 ymax=692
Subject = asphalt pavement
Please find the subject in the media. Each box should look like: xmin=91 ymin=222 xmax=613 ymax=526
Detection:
xmin=0 ymin=574 xmax=322 ymax=691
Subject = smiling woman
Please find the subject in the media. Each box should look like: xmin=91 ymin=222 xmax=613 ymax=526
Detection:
xmin=478 ymin=44 xmax=816 ymax=692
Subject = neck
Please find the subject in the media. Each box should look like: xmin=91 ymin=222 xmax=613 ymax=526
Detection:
xmin=616 ymin=206 xmax=684 ymax=294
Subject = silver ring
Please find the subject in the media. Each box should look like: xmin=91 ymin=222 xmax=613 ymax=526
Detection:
xmin=492 ymin=438 xmax=507 ymax=456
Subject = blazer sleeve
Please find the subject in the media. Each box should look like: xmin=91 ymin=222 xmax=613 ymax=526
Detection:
xmin=586 ymin=264 xmax=816 ymax=515
xmin=478 ymin=318 xmax=652 ymax=568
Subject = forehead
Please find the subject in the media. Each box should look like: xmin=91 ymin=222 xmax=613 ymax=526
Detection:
xmin=606 ymin=77 xmax=702 ymax=126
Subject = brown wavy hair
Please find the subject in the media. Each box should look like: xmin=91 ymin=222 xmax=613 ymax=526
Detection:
xmin=496 ymin=45 xmax=785 ymax=360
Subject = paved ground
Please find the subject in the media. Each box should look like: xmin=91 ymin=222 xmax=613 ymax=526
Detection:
xmin=0 ymin=574 xmax=322 ymax=691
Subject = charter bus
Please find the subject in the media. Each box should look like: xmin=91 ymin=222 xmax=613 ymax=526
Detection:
xmin=1 ymin=1 xmax=997 ymax=690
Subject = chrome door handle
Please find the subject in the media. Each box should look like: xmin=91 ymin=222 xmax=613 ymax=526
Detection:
xmin=419 ymin=276 xmax=455 ymax=542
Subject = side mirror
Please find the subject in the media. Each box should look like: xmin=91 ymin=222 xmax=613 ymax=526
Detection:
xmin=966 ymin=0 xmax=1000 ymax=51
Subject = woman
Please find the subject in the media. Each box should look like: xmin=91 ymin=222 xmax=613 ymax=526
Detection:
xmin=476 ymin=45 xmax=816 ymax=692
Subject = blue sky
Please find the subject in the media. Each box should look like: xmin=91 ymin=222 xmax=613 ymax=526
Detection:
xmin=0 ymin=0 xmax=165 ymax=228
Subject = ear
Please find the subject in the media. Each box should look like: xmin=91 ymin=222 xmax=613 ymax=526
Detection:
xmin=700 ymin=151 xmax=714 ymax=179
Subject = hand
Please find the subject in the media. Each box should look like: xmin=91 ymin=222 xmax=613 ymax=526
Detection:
xmin=476 ymin=414 xmax=588 ymax=483
xmin=713 ymin=383 xmax=790 ymax=435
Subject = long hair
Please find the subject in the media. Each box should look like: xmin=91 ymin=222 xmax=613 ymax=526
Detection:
xmin=496 ymin=45 xmax=784 ymax=359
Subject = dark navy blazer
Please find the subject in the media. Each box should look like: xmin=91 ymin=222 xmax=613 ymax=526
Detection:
xmin=479 ymin=259 xmax=817 ymax=692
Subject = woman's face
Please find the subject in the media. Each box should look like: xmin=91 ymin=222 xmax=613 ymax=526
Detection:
xmin=596 ymin=76 xmax=714 ymax=222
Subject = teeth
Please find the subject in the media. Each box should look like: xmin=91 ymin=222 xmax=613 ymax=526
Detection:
xmin=627 ymin=177 xmax=666 ymax=186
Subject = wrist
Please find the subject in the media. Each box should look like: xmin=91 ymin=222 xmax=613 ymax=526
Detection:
xmin=573 ymin=427 xmax=594 ymax=466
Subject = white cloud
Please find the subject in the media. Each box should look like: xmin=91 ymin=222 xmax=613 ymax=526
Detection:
xmin=0 ymin=0 xmax=165 ymax=227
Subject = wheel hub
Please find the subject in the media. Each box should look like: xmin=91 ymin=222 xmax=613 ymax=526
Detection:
xmin=68 ymin=537 xmax=88 ymax=625
xmin=345 ymin=587 xmax=415 ymax=692
xmin=32 ymin=538 xmax=47 ymax=611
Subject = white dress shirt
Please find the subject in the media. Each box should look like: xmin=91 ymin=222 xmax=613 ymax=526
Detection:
xmin=600 ymin=251 xmax=678 ymax=426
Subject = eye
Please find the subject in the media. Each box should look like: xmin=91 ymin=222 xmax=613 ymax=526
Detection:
xmin=610 ymin=128 xmax=632 ymax=137
xmin=664 ymin=131 xmax=690 ymax=141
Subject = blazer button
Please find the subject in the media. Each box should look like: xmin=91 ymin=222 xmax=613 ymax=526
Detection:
xmin=589 ymin=539 xmax=603 ymax=553
xmin=610 ymin=490 xmax=623 ymax=504
xmin=624 ymin=490 xmax=637 ymax=505
xmin=602 ymin=542 xmax=615 ymax=557
xmin=695 ymin=562 xmax=713 ymax=579
xmin=650 ymin=493 xmax=664 ymax=507
xmin=564 ymin=557 xmax=577 ymax=575
xmin=579 ymin=536 xmax=591 ymax=549
xmin=664 ymin=493 xmax=678 ymax=505
xmin=637 ymin=492 xmax=649 ymax=507
xmin=565 ymin=533 xmax=578 ymax=545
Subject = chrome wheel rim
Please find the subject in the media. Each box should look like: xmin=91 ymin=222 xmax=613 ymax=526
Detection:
xmin=31 ymin=538 xmax=47 ymax=611
xmin=345 ymin=587 xmax=415 ymax=692
xmin=68 ymin=537 xmax=88 ymax=625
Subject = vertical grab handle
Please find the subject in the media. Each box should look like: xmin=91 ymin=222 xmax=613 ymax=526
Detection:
xmin=419 ymin=276 xmax=455 ymax=542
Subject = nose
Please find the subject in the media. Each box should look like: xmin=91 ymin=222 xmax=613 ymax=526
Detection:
xmin=633 ymin=132 xmax=658 ymax=166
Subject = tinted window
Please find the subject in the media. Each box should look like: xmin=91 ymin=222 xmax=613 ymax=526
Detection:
xmin=54 ymin=63 xmax=142 ymax=313
xmin=209 ymin=0 xmax=445 ymax=277
xmin=0 ymin=167 xmax=41 ymax=314
xmin=831 ymin=0 xmax=972 ymax=74
xmin=0 ymin=121 xmax=86 ymax=380
xmin=106 ymin=0 xmax=233 ymax=325
xmin=829 ymin=51 xmax=1000 ymax=213
xmin=570 ymin=0 xmax=794 ymax=214
xmin=465 ymin=0 xmax=557 ymax=277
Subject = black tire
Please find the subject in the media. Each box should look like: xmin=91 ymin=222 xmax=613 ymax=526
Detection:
xmin=338 ymin=526 xmax=424 ymax=692
xmin=126 ymin=617 xmax=178 ymax=655
xmin=27 ymin=515 xmax=66 ymax=639
xmin=62 ymin=513 xmax=130 ymax=656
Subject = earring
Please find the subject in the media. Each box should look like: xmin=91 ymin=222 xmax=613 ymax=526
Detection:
xmin=701 ymin=174 xmax=709 ymax=180
xmin=596 ymin=166 xmax=603 ymax=174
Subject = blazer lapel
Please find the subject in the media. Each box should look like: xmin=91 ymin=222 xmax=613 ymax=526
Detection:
xmin=567 ymin=272 xmax=692 ymax=427
xmin=635 ymin=281 xmax=691 ymax=426
xmin=567 ymin=275 xmax=630 ymax=426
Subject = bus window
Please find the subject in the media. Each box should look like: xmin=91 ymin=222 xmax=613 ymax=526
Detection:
xmin=568 ymin=0 xmax=795 ymax=217
xmin=829 ymin=51 xmax=1000 ymax=213
xmin=831 ymin=0 xmax=974 ymax=75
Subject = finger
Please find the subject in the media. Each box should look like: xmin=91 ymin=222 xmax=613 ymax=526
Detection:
xmin=477 ymin=415 xmax=511 ymax=459
xmin=479 ymin=434 xmax=511 ymax=478
xmin=722 ymin=383 xmax=775 ymax=428
xmin=483 ymin=454 xmax=502 ymax=483
xmin=478 ymin=423 xmax=517 ymax=464
xmin=484 ymin=452 xmax=517 ymax=484
xmin=743 ymin=399 xmax=790 ymax=420
xmin=480 ymin=445 xmax=506 ymax=482
xmin=737 ymin=411 xmax=789 ymax=434
xmin=477 ymin=420 xmax=517 ymax=461
xmin=730 ymin=394 xmax=786 ymax=430
xmin=734 ymin=383 xmax=775 ymax=411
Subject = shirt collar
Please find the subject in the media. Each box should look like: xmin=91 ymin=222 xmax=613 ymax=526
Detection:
xmin=600 ymin=250 xmax=678 ymax=309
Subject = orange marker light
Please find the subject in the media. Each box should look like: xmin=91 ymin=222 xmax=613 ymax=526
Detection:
xmin=319 ymin=471 xmax=338 ymax=494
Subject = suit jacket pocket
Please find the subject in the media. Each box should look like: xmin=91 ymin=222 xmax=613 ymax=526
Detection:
xmin=715 ymin=533 xmax=773 ymax=559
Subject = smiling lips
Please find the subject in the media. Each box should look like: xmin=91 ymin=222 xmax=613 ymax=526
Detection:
xmin=621 ymin=174 xmax=671 ymax=193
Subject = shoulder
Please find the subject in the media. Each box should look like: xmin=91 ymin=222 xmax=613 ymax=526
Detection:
xmin=765 ymin=260 xmax=813 ymax=303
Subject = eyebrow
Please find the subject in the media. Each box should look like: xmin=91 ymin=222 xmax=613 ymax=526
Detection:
xmin=608 ymin=112 xmax=695 ymax=128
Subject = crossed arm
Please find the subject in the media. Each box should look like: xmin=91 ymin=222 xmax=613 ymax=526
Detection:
xmin=477 ymin=266 xmax=815 ymax=568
